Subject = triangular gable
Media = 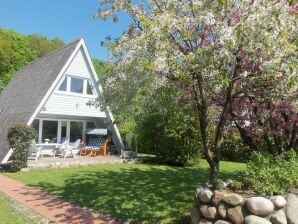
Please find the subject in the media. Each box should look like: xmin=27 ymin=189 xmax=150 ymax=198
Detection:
xmin=39 ymin=46 xmax=105 ymax=118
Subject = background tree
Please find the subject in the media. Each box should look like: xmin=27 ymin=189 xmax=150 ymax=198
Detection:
xmin=96 ymin=0 xmax=297 ymax=181
xmin=0 ymin=29 xmax=65 ymax=91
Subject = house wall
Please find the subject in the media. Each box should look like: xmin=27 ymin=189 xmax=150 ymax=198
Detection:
xmin=40 ymin=47 xmax=105 ymax=118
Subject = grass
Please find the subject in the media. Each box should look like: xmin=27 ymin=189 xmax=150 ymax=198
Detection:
xmin=6 ymin=160 xmax=245 ymax=223
xmin=0 ymin=193 xmax=45 ymax=224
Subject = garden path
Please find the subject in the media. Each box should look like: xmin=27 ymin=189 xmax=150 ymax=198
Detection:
xmin=0 ymin=174 xmax=117 ymax=224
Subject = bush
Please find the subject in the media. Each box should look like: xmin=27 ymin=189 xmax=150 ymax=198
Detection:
xmin=221 ymin=133 xmax=253 ymax=162
xmin=241 ymin=150 xmax=298 ymax=196
xmin=7 ymin=124 xmax=37 ymax=171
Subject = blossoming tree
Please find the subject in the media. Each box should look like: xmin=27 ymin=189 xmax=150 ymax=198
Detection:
xmin=96 ymin=0 xmax=297 ymax=181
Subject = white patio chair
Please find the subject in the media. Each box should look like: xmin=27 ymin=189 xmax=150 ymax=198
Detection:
xmin=63 ymin=139 xmax=81 ymax=159
xmin=28 ymin=140 xmax=42 ymax=161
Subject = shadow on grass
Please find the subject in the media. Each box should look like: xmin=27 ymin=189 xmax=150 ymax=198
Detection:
xmin=26 ymin=165 xmax=240 ymax=223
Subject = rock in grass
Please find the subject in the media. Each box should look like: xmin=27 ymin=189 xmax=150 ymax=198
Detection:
xmin=215 ymin=220 xmax=232 ymax=224
xmin=199 ymin=205 xmax=217 ymax=219
xmin=227 ymin=206 xmax=244 ymax=224
xmin=270 ymin=196 xmax=286 ymax=209
xmin=223 ymin=193 xmax=244 ymax=206
xmin=190 ymin=206 xmax=200 ymax=224
xmin=286 ymin=193 xmax=298 ymax=224
xmin=199 ymin=189 xmax=213 ymax=203
xmin=199 ymin=219 xmax=213 ymax=224
xmin=245 ymin=215 xmax=272 ymax=224
xmin=218 ymin=203 xmax=227 ymax=219
xmin=246 ymin=197 xmax=274 ymax=216
xmin=270 ymin=209 xmax=287 ymax=224
xmin=212 ymin=191 xmax=225 ymax=206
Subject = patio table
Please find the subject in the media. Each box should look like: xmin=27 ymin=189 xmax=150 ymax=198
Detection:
xmin=36 ymin=143 xmax=62 ymax=157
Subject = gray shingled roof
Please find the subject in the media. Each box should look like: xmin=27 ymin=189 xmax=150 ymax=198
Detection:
xmin=0 ymin=39 xmax=81 ymax=161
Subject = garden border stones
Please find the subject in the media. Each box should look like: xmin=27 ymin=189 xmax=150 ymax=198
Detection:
xmin=191 ymin=186 xmax=297 ymax=224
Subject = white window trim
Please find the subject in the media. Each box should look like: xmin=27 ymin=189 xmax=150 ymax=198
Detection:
xmin=56 ymin=75 xmax=95 ymax=97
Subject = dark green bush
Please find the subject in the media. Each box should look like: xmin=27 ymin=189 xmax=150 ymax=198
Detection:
xmin=221 ymin=133 xmax=253 ymax=162
xmin=7 ymin=124 xmax=37 ymax=171
xmin=241 ymin=150 xmax=298 ymax=196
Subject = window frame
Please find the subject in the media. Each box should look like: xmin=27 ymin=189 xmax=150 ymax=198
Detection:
xmin=56 ymin=75 xmax=95 ymax=97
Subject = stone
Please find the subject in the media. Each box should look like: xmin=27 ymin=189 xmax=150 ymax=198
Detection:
xmin=199 ymin=205 xmax=217 ymax=219
xmin=194 ymin=195 xmax=200 ymax=207
xmin=20 ymin=167 xmax=29 ymax=172
xmin=199 ymin=189 xmax=213 ymax=203
xmin=223 ymin=193 xmax=244 ymax=206
xmin=215 ymin=220 xmax=232 ymax=224
xmin=195 ymin=187 xmax=203 ymax=198
xmin=270 ymin=210 xmax=287 ymax=224
xmin=199 ymin=219 xmax=213 ymax=224
xmin=218 ymin=203 xmax=227 ymax=219
xmin=245 ymin=215 xmax=272 ymax=224
xmin=286 ymin=193 xmax=298 ymax=224
xmin=271 ymin=196 xmax=287 ymax=208
xmin=227 ymin=206 xmax=244 ymax=224
xmin=246 ymin=197 xmax=275 ymax=216
xmin=190 ymin=206 xmax=200 ymax=224
xmin=212 ymin=191 xmax=225 ymax=206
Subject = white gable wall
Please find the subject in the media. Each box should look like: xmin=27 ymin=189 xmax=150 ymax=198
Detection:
xmin=40 ymin=47 xmax=105 ymax=118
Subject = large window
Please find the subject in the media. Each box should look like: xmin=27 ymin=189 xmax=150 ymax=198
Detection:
xmin=42 ymin=120 xmax=58 ymax=143
xmin=70 ymin=121 xmax=83 ymax=142
xmin=70 ymin=77 xmax=84 ymax=93
xmin=57 ymin=76 xmax=94 ymax=96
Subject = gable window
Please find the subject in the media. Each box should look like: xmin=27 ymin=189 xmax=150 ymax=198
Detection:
xmin=86 ymin=81 xmax=93 ymax=95
xmin=58 ymin=78 xmax=67 ymax=91
xmin=71 ymin=77 xmax=84 ymax=94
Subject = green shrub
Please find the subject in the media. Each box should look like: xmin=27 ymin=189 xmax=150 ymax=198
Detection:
xmin=221 ymin=133 xmax=253 ymax=162
xmin=242 ymin=150 xmax=298 ymax=196
xmin=7 ymin=124 xmax=37 ymax=171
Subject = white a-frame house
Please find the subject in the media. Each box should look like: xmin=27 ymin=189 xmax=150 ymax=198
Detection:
xmin=0 ymin=38 xmax=123 ymax=161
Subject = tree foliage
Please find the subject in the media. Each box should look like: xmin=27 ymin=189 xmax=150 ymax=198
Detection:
xmin=96 ymin=0 xmax=297 ymax=181
xmin=0 ymin=29 xmax=65 ymax=91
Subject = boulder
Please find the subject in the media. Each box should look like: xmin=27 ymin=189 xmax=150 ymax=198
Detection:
xmin=215 ymin=220 xmax=232 ymax=224
xmin=218 ymin=203 xmax=227 ymax=219
xmin=212 ymin=191 xmax=225 ymax=206
xmin=286 ymin=193 xmax=298 ymax=224
xmin=223 ymin=193 xmax=244 ymax=206
xmin=227 ymin=206 xmax=244 ymax=224
xmin=270 ymin=196 xmax=287 ymax=209
xmin=199 ymin=189 xmax=213 ymax=203
xmin=199 ymin=219 xmax=213 ymax=224
xmin=270 ymin=210 xmax=287 ymax=224
xmin=246 ymin=197 xmax=274 ymax=216
xmin=191 ymin=206 xmax=200 ymax=224
xmin=245 ymin=215 xmax=272 ymax=224
xmin=199 ymin=205 xmax=217 ymax=219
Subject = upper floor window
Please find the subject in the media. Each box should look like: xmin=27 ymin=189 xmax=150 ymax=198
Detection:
xmin=58 ymin=78 xmax=67 ymax=91
xmin=57 ymin=76 xmax=94 ymax=96
xmin=87 ymin=81 xmax=93 ymax=95
xmin=71 ymin=77 xmax=84 ymax=94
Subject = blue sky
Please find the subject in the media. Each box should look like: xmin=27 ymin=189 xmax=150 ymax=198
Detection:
xmin=0 ymin=0 xmax=131 ymax=61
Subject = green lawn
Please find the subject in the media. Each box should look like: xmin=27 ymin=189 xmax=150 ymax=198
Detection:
xmin=6 ymin=160 xmax=245 ymax=223
xmin=0 ymin=193 xmax=43 ymax=224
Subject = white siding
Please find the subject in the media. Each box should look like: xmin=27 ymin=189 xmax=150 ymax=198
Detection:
xmin=40 ymin=45 xmax=105 ymax=118
xmin=41 ymin=93 xmax=106 ymax=117
xmin=65 ymin=47 xmax=91 ymax=78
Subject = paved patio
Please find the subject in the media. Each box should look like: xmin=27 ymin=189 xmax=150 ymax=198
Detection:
xmin=27 ymin=155 xmax=124 ymax=170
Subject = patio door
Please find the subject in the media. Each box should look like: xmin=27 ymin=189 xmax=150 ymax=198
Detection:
xmin=70 ymin=121 xmax=83 ymax=142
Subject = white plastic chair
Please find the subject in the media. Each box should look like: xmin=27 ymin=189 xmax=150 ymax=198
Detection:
xmin=63 ymin=139 xmax=81 ymax=159
xmin=27 ymin=140 xmax=42 ymax=161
